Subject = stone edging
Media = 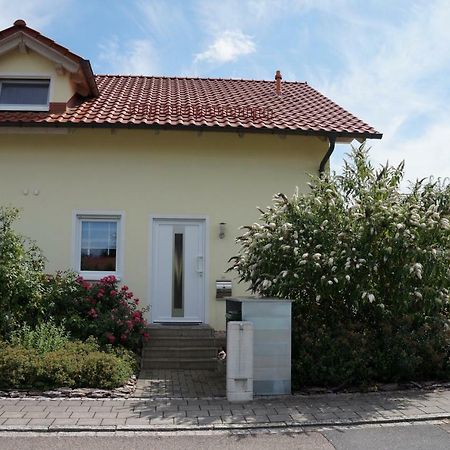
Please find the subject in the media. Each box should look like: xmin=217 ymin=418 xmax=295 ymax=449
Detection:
xmin=0 ymin=375 xmax=137 ymax=399
xmin=0 ymin=380 xmax=449 ymax=401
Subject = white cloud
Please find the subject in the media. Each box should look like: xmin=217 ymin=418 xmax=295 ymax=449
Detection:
xmin=190 ymin=0 xmax=342 ymax=72
xmin=98 ymin=38 xmax=159 ymax=76
xmin=318 ymin=0 xmax=450 ymax=184
xmin=0 ymin=0 xmax=71 ymax=30
xmin=195 ymin=0 xmax=345 ymax=36
xmin=134 ymin=0 xmax=191 ymax=39
xmin=382 ymin=120 xmax=450 ymax=185
xmin=196 ymin=0 xmax=280 ymax=34
xmin=194 ymin=30 xmax=256 ymax=64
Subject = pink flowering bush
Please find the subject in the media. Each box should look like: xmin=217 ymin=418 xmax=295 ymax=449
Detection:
xmin=44 ymin=273 xmax=149 ymax=352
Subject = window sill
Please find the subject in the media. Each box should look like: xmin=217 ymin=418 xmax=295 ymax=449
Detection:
xmin=0 ymin=104 xmax=49 ymax=112
xmin=78 ymin=271 xmax=122 ymax=282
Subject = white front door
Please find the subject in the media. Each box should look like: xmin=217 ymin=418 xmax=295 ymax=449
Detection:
xmin=151 ymin=218 xmax=207 ymax=323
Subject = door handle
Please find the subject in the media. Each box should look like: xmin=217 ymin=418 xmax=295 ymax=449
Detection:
xmin=196 ymin=256 xmax=204 ymax=274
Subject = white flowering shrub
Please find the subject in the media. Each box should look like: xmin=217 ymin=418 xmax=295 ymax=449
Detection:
xmin=230 ymin=145 xmax=450 ymax=386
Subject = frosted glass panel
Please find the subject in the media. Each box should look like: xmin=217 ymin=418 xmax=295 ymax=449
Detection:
xmin=172 ymin=232 xmax=184 ymax=317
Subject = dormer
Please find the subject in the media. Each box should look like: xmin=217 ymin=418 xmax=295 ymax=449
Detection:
xmin=0 ymin=19 xmax=98 ymax=113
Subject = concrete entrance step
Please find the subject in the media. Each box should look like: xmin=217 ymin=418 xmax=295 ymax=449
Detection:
xmin=141 ymin=358 xmax=217 ymax=370
xmin=147 ymin=336 xmax=216 ymax=347
xmin=143 ymin=346 xmax=217 ymax=359
xmin=142 ymin=324 xmax=219 ymax=370
xmin=147 ymin=324 xmax=214 ymax=338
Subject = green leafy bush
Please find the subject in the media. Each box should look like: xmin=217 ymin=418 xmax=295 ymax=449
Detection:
xmin=44 ymin=272 xmax=150 ymax=352
xmin=41 ymin=347 xmax=83 ymax=387
xmin=0 ymin=338 xmax=136 ymax=390
xmin=10 ymin=320 xmax=70 ymax=353
xmin=230 ymin=145 xmax=450 ymax=387
xmin=79 ymin=351 xmax=134 ymax=389
xmin=0 ymin=343 xmax=40 ymax=388
xmin=0 ymin=207 xmax=46 ymax=337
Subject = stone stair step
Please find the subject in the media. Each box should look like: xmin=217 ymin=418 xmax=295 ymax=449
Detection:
xmin=143 ymin=325 xmax=219 ymax=370
xmin=143 ymin=347 xmax=217 ymax=359
xmin=141 ymin=358 xmax=217 ymax=370
xmin=146 ymin=325 xmax=214 ymax=338
xmin=143 ymin=336 xmax=217 ymax=348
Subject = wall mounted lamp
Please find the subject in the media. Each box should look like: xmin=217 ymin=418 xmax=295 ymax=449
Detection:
xmin=219 ymin=222 xmax=226 ymax=239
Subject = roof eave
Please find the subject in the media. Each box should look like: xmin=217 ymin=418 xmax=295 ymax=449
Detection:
xmin=0 ymin=121 xmax=383 ymax=139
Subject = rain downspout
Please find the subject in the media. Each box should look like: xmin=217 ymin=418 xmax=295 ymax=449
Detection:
xmin=319 ymin=136 xmax=336 ymax=175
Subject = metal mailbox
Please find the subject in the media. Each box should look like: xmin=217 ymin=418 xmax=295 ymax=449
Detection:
xmin=216 ymin=280 xmax=232 ymax=298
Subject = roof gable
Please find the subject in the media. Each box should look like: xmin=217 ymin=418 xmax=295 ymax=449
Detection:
xmin=0 ymin=20 xmax=98 ymax=98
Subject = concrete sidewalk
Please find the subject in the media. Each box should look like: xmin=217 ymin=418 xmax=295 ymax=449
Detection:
xmin=0 ymin=388 xmax=450 ymax=432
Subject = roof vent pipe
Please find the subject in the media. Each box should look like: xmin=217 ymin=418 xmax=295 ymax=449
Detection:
xmin=275 ymin=70 xmax=282 ymax=95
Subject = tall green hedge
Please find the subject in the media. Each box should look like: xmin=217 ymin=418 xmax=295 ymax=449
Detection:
xmin=230 ymin=145 xmax=450 ymax=387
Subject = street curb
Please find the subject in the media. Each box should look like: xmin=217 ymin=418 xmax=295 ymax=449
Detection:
xmin=0 ymin=413 xmax=449 ymax=433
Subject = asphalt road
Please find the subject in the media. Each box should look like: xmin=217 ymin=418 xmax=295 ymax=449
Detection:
xmin=0 ymin=423 xmax=449 ymax=450
xmin=323 ymin=423 xmax=450 ymax=450
xmin=0 ymin=431 xmax=332 ymax=450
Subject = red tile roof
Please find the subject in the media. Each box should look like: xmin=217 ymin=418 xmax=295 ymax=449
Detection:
xmin=0 ymin=20 xmax=380 ymax=138
xmin=0 ymin=75 xmax=381 ymax=138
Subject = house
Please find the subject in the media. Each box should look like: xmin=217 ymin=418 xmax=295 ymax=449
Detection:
xmin=0 ymin=20 xmax=382 ymax=332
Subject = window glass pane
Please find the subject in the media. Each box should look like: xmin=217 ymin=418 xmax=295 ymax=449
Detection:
xmin=80 ymin=221 xmax=117 ymax=272
xmin=0 ymin=81 xmax=49 ymax=105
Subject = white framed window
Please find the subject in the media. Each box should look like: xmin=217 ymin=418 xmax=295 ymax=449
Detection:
xmin=73 ymin=211 xmax=124 ymax=280
xmin=0 ymin=78 xmax=50 ymax=111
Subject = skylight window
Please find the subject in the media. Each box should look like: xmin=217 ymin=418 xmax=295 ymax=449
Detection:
xmin=0 ymin=79 xmax=50 ymax=111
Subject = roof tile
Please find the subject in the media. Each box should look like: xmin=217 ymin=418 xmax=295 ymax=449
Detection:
xmin=0 ymin=75 xmax=381 ymax=138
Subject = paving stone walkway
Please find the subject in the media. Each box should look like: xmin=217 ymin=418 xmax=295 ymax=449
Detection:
xmin=134 ymin=370 xmax=226 ymax=398
xmin=1 ymin=382 xmax=450 ymax=432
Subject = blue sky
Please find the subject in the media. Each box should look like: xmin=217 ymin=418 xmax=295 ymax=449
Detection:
xmin=2 ymin=0 xmax=450 ymax=187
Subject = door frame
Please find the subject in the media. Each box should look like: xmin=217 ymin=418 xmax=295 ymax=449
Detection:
xmin=148 ymin=214 xmax=209 ymax=324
